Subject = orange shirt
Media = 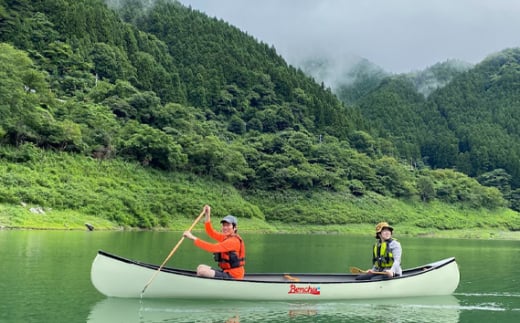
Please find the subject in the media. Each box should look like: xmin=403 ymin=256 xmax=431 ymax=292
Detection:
xmin=194 ymin=222 xmax=245 ymax=279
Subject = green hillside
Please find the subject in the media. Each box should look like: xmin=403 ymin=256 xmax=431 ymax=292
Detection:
xmin=329 ymin=50 xmax=520 ymax=212
xmin=1 ymin=0 xmax=519 ymax=236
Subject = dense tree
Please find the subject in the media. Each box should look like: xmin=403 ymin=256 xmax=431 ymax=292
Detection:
xmin=417 ymin=176 xmax=435 ymax=202
xmin=0 ymin=0 xmax=518 ymax=219
xmin=477 ymin=169 xmax=512 ymax=197
xmin=117 ymin=120 xmax=186 ymax=170
xmin=90 ymin=42 xmax=136 ymax=82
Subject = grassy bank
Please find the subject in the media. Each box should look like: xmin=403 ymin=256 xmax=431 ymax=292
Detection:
xmin=1 ymin=203 xmax=519 ymax=240
xmin=1 ymin=149 xmax=520 ymax=239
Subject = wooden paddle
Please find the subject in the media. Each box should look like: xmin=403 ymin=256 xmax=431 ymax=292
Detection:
xmin=141 ymin=209 xmax=206 ymax=296
xmin=350 ymin=266 xmax=387 ymax=275
xmin=284 ymin=274 xmax=300 ymax=282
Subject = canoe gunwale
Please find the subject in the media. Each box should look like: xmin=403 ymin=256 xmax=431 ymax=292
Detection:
xmin=96 ymin=250 xmax=456 ymax=284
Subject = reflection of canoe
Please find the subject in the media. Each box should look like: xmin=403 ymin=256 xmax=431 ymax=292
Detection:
xmin=90 ymin=250 xmax=460 ymax=300
xmin=87 ymin=296 xmax=461 ymax=323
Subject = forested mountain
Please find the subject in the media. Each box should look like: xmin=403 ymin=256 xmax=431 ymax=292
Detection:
xmin=298 ymin=55 xmax=389 ymax=105
xmin=407 ymin=59 xmax=473 ymax=97
xmin=311 ymin=49 xmax=520 ymax=211
xmin=0 ymin=0 xmax=517 ymax=228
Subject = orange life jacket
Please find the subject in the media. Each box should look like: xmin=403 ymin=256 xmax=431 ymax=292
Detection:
xmin=213 ymin=234 xmax=246 ymax=270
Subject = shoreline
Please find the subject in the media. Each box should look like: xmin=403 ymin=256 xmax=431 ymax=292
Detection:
xmin=2 ymin=222 xmax=519 ymax=241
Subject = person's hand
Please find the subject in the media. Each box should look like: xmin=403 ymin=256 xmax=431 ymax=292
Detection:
xmin=367 ymin=269 xmax=374 ymax=274
xmin=204 ymin=204 xmax=211 ymax=222
xmin=385 ymin=270 xmax=394 ymax=278
xmin=183 ymin=231 xmax=196 ymax=240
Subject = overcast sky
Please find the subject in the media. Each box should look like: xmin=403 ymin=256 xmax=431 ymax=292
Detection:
xmin=177 ymin=0 xmax=520 ymax=73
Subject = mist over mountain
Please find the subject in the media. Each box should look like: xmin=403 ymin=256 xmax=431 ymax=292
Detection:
xmin=296 ymin=54 xmax=385 ymax=88
xmin=297 ymin=55 xmax=473 ymax=101
xmin=403 ymin=59 xmax=474 ymax=97
xmin=177 ymin=0 xmax=520 ymax=75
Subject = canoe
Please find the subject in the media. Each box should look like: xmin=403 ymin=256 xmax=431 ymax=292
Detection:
xmin=90 ymin=250 xmax=460 ymax=300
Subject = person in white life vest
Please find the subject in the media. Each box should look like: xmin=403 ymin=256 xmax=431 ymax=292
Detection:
xmin=355 ymin=221 xmax=402 ymax=280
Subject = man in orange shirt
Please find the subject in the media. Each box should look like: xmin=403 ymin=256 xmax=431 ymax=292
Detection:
xmin=183 ymin=205 xmax=246 ymax=279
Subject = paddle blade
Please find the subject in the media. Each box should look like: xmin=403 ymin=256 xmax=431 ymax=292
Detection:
xmin=349 ymin=267 xmax=366 ymax=274
xmin=283 ymin=274 xmax=300 ymax=282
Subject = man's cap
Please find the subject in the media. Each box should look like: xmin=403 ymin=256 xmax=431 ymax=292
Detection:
xmin=220 ymin=215 xmax=237 ymax=225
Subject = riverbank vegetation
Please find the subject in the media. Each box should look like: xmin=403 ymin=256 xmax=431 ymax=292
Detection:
xmin=1 ymin=148 xmax=519 ymax=240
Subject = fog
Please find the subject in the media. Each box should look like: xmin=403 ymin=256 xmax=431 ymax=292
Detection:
xmin=177 ymin=0 xmax=520 ymax=73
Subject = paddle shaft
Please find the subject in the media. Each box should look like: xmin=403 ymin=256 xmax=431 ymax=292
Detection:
xmin=141 ymin=209 xmax=205 ymax=295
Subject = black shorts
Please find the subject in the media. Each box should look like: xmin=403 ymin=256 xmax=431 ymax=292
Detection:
xmin=213 ymin=269 xmax=233 ymax=279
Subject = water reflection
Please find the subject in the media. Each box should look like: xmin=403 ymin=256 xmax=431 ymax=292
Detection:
xmin=88 ymin=296 xmax=461 ymax=323
xmin=455 ymin=292 xmax=520 ymax=322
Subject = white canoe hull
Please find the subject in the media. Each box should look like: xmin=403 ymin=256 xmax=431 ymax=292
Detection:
xmin=91 ymin=251 xmax=460 ymax=300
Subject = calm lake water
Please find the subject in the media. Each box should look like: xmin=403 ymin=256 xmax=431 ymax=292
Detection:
xmin=0 ymin=230 xmax=518 ymax=322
